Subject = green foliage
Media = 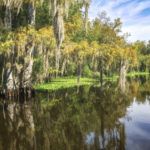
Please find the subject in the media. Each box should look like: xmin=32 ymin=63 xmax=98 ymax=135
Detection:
xmin=36 ymin=0 xmax=52 ymax=28
xmin=82 ymin=65 xmax=93 ymax=77
xmin=35 ymin=77 xmax=97 ymax=91
xmin=67 ymin=62 xmax=76 ymax=75
xmin=127 ymin=72 xmax=149 ymax=77
xmin=32 ymin=57 xmax=44 ymax=82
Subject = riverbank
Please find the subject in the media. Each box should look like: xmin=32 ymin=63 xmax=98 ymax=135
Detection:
xmin=35 ymin=72 xmax=150 ymax=91
xmin=35 ymin=77 xmax=97 ymax=91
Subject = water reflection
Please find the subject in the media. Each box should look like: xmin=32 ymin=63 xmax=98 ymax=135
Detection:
xmin=121 ymin=99 xmax=150 ymax=150
xmin=0 ymin=101 xmax=35 ymax=150
xmin=0 ymin=79 xmax=150 ymax=150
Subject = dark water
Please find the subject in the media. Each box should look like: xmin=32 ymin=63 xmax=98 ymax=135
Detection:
xmin=1 ymin=79 xmax=150 ymax=150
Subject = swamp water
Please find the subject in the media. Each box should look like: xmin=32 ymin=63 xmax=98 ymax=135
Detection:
xmin=0 ymin=78 xmax=150 ymax=150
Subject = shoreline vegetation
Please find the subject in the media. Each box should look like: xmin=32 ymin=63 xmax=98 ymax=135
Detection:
xmin=35 ymin=71 xmax=150 ymax=91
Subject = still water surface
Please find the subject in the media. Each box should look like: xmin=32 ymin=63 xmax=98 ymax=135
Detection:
xmin=0 ymin=79 xmax=150 ymax=150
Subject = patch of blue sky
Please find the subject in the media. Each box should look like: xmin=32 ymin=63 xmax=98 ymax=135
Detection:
xmin=140 ymin=8 xmax=150 ymax=17
xmin=89 ymin=0 xmax=150 ymax=42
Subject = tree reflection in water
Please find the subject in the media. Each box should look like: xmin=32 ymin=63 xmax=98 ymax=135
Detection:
xmin=0 ymin=78 xmax=150 ymax=150
xmin=0 ymin=101 xmax=35 ymax=150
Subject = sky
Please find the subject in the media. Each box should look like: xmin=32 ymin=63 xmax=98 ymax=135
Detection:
xmin=89 ymin=0 xmax=150 ymax=42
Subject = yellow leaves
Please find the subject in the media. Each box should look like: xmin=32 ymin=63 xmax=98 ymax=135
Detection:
xmin=15 ymin=32 xmax=27 ymax=47
xmin=98 ymin=44 xmax=115 ymax=65
xmin=79 ymin=40 xmax=89 ymax=50
xmin=14 ymin=26 xmax=56 ymax=48
xmin=90 ymin=41 xmax=102 ymax=56
xmin=49 ymin=67 xmax=60 ymax=74
xmin=65 ymin=13 xmax=83 ymax=36
xmin=37 ymin=26 xmax=56 ymax=48
xmin=90 ymin=41 xmax=99 ymax=49
xmin=65 ymin=22 xmax=76 ymax=35
xmin=61 ymin=40 xmax=90 ymax=60
xmin=38 ymin=26 xmax=54 ymax=38
xmin=62 ymin=41 xmax=76 ymax=55
xmin=0 ymin=40 xmax=14 ymax=53
xmin=74 ymin=40 xmax=89 ymax=58
xmin=114 ymin=44 xmax=138 ymax=67
xmin=0 ymin=26 xmax=56 ymax=54
xmin=12 ymin=27 xmax=36 ymax=48
xmin=60 ymin=37 xmax=138 ymax=69
xmin=127 ymin=47 xmax=138 ymax=66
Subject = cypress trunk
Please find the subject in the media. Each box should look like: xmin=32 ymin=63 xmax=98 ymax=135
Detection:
xmin=53 ymin=3 xmax=64 ymax=76
xmin=77 ymin=62 xmax=82 ymax=84
xmin=61 ymin=58 xmax=67 ymax=76
xmin=43 ymin=48 xmax=49 ymax=81
xmin=19 ymin=1 xmax=36 ymax=90
xmin=5 ymin=67 xmax=14 ymax=91
xmin=20 ymin=43 xmax=34 ymax=89
xmin=99 ymin=58 xmax=103 ymax=86
xmin=119 ymin=60 xmax=128 ymax=93
xmin=4 ymin=6 xmax=12 ymax=29
xmin=2 ymin=6 xmax=14 ymax=95
xmin=28 ymin=2 xmax=36 ymax=26
xmin=55 ymin=46 xmax=61 ymax=76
